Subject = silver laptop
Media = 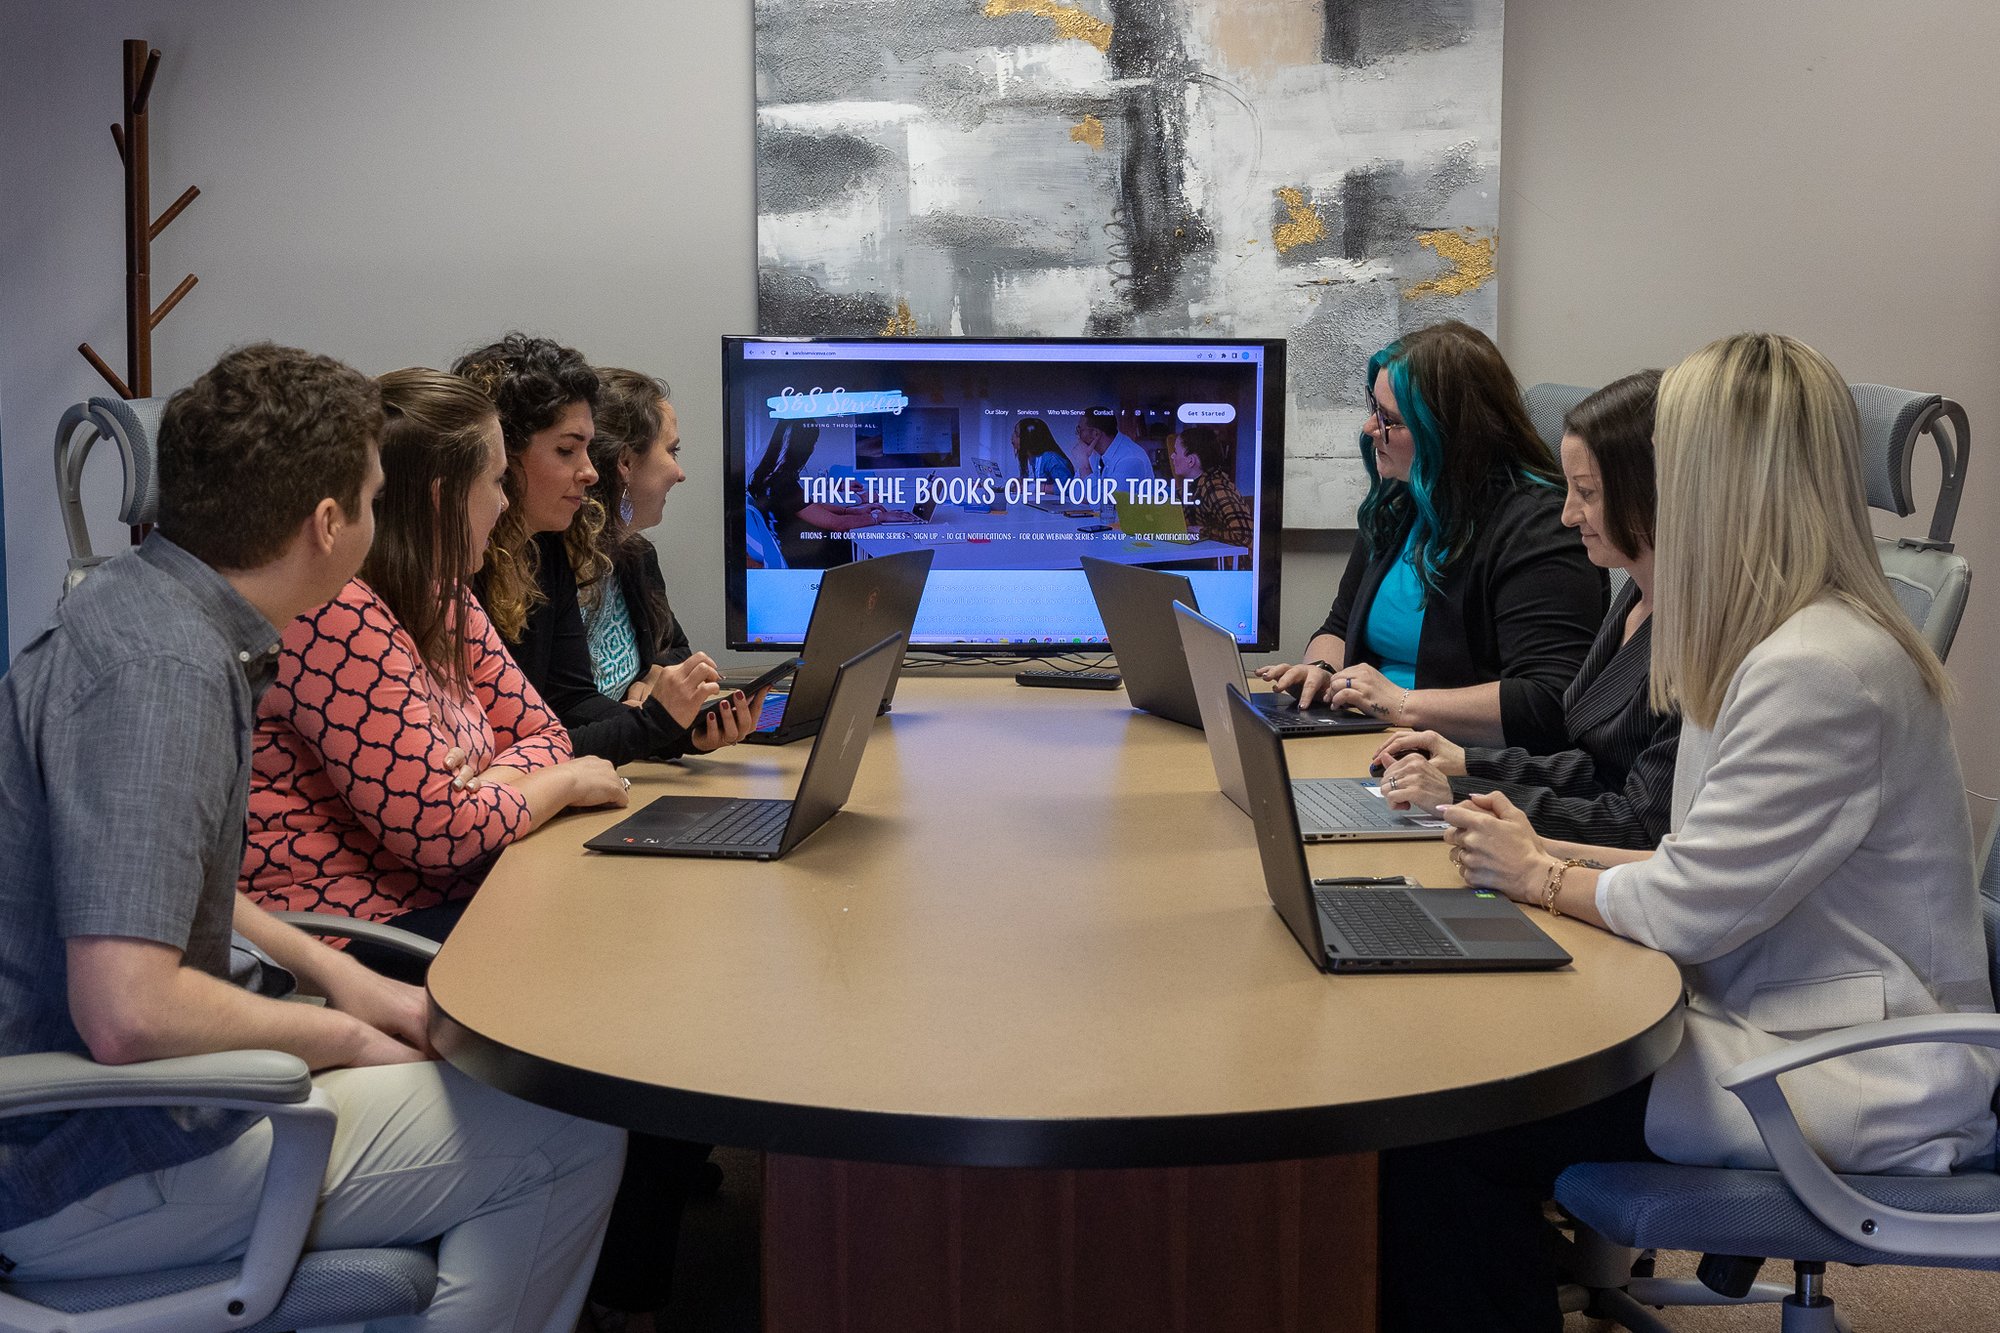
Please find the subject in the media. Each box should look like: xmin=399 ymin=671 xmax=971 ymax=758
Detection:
xmin=1079 ymin=555 xmax=1387 ymax=737
xmin=1177 ymin=602 xmax=1447 ymax=843
xmin=1228 ymin=685 xmax=1571 ymax=972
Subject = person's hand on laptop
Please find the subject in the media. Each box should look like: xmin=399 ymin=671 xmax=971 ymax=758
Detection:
xmin=1372 ymin=730 xmax=1464 ymax=778
xmin=1437 ymin=791 xmax=1548 ymax=899
xmin=1323 ymin=663 xmax=1406 ymax=722
xmin=1378 ymin=754 xmax=1453 ymax=817
xmin=689 ymin=687 xmax=768 ymax=753
xmin=1254 ymin=660 xmax=1337 ymax=707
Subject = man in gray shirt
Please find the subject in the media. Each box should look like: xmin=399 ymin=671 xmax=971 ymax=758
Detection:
xmin=0 ymin=345 xmax=623 ymax=1333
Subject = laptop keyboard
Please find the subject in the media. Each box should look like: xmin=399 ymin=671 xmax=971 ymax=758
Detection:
xmin=679 ymin=799 xmax=791 ymax=847
xmin=1314 ymin=888 xmax=1465 ymax=959
xmin=1293 ymin=780 xmax=1421 ymax=832
xmin=1250 ymin=695 xmax=1360 ymax=735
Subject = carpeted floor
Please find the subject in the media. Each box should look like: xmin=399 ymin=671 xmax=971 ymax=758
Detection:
xmin=1563 ymin=1247 xmax=2000 ymax=1332
xmin=658 ymin=1151 xmax=2000 ymax=1331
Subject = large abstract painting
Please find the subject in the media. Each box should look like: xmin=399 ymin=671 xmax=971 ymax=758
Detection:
xmin=754 ymin=0 xmax=1503 ymax=527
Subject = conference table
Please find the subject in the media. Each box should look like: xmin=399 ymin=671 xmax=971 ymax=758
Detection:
xmin=428 ymin=675 xmax=1685 ymax=1332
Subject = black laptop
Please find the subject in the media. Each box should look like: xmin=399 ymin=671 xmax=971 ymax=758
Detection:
xmin=585 ymin=635 xmax=902 ymax=860
xmin=1228 ymin=686 xmax=1571 ymax=972
xmin=741 ymin=548 xmax=933 ymax=745
xmin=1079 ymin=556 xmax=1385 ymax=737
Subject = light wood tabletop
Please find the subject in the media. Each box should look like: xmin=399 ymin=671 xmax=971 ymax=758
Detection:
xmin=428 ymin=674 xmax=1684 ymax=1168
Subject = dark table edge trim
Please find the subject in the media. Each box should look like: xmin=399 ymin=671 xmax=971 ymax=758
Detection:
xmin=429 ymin=994 xmax=1685 ymax=1168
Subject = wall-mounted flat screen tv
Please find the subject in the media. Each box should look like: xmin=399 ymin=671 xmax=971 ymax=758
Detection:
xmin=723 ymin=335 xmax=1285 ymax=654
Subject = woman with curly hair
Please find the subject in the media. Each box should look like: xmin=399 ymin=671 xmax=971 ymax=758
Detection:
xmin=456 ymin=334 xmax=762 ymax=765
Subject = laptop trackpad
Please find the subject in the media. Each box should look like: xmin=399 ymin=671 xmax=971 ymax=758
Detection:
xmin=1441 ymin=916 xmax=1545 ymax=943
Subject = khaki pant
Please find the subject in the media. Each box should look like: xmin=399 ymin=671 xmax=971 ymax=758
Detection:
xmin=0 ymin=1060 xmax=625 ymax=1333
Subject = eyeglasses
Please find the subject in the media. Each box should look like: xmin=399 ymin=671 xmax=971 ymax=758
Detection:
xmin=1368 ymin=404 xmax=1409 ymax=436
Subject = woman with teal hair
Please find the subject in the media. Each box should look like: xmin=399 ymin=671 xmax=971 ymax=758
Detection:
xmin=1260 ymin=321 xmax=1604 ymax=752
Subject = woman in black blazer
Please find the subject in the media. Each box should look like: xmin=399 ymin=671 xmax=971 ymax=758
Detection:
xmin=458 ymin=335 xmax=763 ymax=767
xmin=1373 ymin=371 xmax=1679 ymax=849
xmin=1259 ymin=322 xmax=1605 ymax=751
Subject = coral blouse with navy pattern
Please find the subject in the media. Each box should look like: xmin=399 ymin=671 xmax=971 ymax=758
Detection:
xmin=240 ymin=578 xmax=571 ymax=923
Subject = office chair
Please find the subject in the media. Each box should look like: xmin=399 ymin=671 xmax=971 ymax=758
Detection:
xmin=1853 ymin=384 xmax=1971 ymax=661
xmin=53 ymin=396 xmax=167 ymax=592
xmin=0 ymin=918 xmax=441 ymax=1332
xmin=1552 ymin=822 xmax=2000 ymax=1332
xmin=15 ymin=400 xmax=446 ymax=1331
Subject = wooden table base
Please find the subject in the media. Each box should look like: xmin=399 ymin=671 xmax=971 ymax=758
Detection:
xmin=763 ymin=1154 xmax=1378 ymax=1332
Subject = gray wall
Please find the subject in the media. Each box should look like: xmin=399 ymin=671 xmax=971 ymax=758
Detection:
xmin=5 ymin=0 xmax=1997 ymax=801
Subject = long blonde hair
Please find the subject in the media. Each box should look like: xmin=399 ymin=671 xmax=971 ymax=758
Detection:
xmin=1650 ymin=332 xmax=1949 ymax=727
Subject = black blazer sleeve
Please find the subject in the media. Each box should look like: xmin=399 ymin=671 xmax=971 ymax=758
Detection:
xmin=508 ymin=535 xmax=691 ymax=767
xmin=1453 ymin=712 xmax=1679 ymax=850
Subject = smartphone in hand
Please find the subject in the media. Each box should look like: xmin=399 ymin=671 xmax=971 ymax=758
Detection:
xmin=695 ymin=656 xmax=801 ymax=729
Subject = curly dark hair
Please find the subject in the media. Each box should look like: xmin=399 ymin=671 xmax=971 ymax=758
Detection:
xmin=156 ymin=343 xmax=383 ymax=569
xmin=451 ymin=333 xmax=606 ymax=641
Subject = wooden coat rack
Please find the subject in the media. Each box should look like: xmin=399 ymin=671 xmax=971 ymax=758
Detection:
xmin=77 ymin=38 xmax=199 ymax=401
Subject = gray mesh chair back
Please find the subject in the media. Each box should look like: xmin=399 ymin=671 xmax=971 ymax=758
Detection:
xmin=1851 ymin=383 xmax=1969 ymax=548
xmin=1852 ymin=383 xmax=1973 ymax=660
xmin=1523 ymin=382 xmax=1596 ymax=454
xmin=53 ymin=396 xmax=167 ymax=591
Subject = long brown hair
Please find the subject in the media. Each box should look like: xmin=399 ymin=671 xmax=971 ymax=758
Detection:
xmin=365 ymin=369 xmax=496 ymax=691
xmin=584 ymin=368 xmax=676 ymax=652
xmin=1357 ymin=320 xmax=1559 ymax=593
xmin=452 ymin=334 xmax=609 ymax=641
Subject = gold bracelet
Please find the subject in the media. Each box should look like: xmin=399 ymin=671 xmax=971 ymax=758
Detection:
xmin=1542 ymin=857 xmax=1595 ymax=917
xmin=1396 ymin=688 xmax=1411 ymax=722
xmin=1541 ymin=859 xmax=1566 ymax=917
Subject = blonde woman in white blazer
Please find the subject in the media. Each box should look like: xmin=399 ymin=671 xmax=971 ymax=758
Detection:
xmin=1379 ymin=332 xmax=1999 ymax=1333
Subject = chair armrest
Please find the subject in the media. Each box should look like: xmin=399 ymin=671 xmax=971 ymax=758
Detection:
xmin=0 ymin=1050 xmax=311 ymax=1119
xmin=1721 ymin=1013 xmax=2000 ymax=1260
xmin=270 ymin=912 xmax=442 ymax=961
xmin=0 ymin=1051 xmax=336 ymax=1333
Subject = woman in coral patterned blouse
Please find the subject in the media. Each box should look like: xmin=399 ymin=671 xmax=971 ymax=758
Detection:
xmin=241 ymin=368 xmax=627 ymax=940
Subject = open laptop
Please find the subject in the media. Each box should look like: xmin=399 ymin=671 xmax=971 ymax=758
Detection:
xmin=1228 ymin=686 xmax=1571 ymax=972
xmin=1181 ymin=604 xmax=1447 ymax=842
xmin=740 ymin=547 xmax=934 ymax=745
xmin=1080 ymin=555 xmax=1386 ymax=737
xmin=586 ymin=634 xmax=902 ymax=861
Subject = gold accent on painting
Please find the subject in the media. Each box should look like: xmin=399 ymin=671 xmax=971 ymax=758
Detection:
xmin=1403 ymin=228 xmax=1497 ymax=299
xmin=882 ymin=300 xmax=918 ymax=336
xmin=1070 ymin=114 xmax=1106 ymax=150
xmin=983 ymin=0 xmax=1114 ymax=53
xmin=1272 ymin=186 xmax=1325 ymax=254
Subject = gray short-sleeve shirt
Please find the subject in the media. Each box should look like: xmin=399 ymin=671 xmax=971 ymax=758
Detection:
xmin=0 ymin=535 xmax=284 ymax=1233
